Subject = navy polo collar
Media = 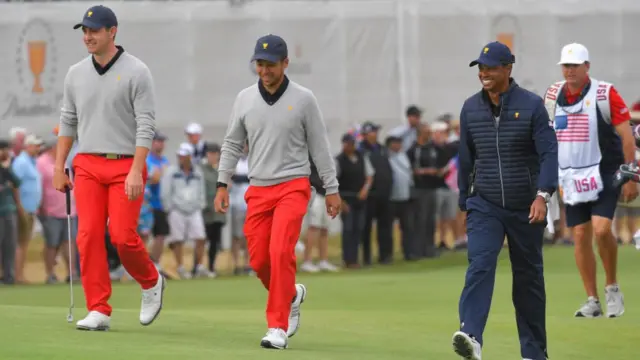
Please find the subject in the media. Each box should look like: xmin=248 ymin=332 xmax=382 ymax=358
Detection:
xmin=258 ymin=75 xmax=290 ymax=105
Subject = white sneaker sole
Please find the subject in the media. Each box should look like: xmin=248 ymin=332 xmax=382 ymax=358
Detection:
xmin=607 ymin=307 xmax=625 ymax=318
xmin=607 ymin=294 xmax=625 ymax=318
xmin=76 ymin=324 xmax=110 ymax=331
xmin=287 ymin=284 xmax=307 ymax=338
xmin=260 ymin=339 xmax=288 ymax=349
xmin=574 ymin=309 xmax=603 ymax=318
xmin=140 ymin=275 xmax=166 ymax=326
xmin=452 ymin=331 xmax=480 ymax=360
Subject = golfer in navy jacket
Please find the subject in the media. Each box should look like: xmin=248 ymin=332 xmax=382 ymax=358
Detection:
xmin=451 ymin=42 xmax=558 ymax=360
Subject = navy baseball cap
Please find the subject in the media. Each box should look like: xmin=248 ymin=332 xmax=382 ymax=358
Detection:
xmin=205 ymin=142 xmax=221 ymax=153
xmin=361 ymin=121 xmax=380 ymax=134
xmin=386 ymin=135 xmax=402 ymax=143
xmin=251 ymin=34 xmax=288 ymax=63
xmin=469 ymin=41 xmax=515 ymax=67
xmin=342 ymin=133 xmax=356 ymax=143
xmin=153 ymin=132 xmax=167 ymax=141
xmin=406 ymin=105 xmax=422 ymax=117
xmin=73 ymin=5 xmax=118 ymax=30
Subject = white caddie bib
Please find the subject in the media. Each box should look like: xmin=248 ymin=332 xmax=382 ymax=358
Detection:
xmin=544 ymin=78 xmax=612 ymax=205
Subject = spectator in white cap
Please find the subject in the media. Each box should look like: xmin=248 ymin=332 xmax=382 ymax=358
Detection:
xmin=429 ymin=121 xmax=459 ymax=251
xmin=11 ymin=134 xmax=44 ymax=283
xmin=160 ymin=142 xmax=207 ymax=279
xmin=229 ymin=142 xmax=253 ymax=275
xmin=185 ymin=122 xmax=207 ymax=163
xmin=3 ymin=127 xmax=26 ymax=167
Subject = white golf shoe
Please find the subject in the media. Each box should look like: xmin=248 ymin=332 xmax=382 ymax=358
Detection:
xmin=261 ymin=328 xmax=288 ymax=349
xmin=286 ymin=284 xmax=307 ymax=338
xmin=76 ymin=311 xmax=111 ymax=331
xmin=452 ymin=331 xmax=482 ymax=360
xmin=299 ymin=262 xmax=320 ymax=273
xmin=605 ymin=284 xmax=625 ymax=318
xmin=139 ymin=273 xmax=166 ymax=326
xmin=574 ymin=296 xmax=603 ymax=318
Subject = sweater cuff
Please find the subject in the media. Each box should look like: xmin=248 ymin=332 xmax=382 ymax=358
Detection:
xmin=58 ymin=124 xmax=77 ymax=138
xmin=217 ymin=172 xmax=231 ymax=185
xmin=325 ymin=186 xmax=339 ymax=195
xmin=135 ymin=137 xmax=152 ymax=149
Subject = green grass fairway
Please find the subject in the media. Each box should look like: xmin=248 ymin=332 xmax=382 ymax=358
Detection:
xmin=1 ymin=246 xmax=638 ymax=359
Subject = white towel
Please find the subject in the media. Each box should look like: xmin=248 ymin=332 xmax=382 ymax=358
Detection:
xmin=546 ymin=192 xmax=561 ymax=234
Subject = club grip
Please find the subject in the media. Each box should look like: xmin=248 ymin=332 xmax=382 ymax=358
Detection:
xmin=64 ymin=168 xmax=71 ymax=215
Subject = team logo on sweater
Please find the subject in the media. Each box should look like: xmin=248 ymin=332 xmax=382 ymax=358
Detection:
xmin=2 ymin=18 xmax=61 ymax=120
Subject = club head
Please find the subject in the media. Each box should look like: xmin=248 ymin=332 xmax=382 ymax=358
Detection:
xmin=613 ymin=163 xmax=640 ymax=188
xmin=613 ymin=170 xmax=629 ymax=188
xmin=67 ymin=314 xmax=73 ymax=323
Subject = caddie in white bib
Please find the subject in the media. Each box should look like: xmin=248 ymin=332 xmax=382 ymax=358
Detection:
xmin=544 ymin=77 xmax=612 ymax=205
xmin=549 ymin=42 xmax=631 ymax=321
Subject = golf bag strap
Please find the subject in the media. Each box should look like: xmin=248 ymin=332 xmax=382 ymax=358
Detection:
xmin=595 ymin=80 xmax=613 ymax=125
xmin=544 ymin=79 xmax=612 ymax=125
xmin=544 ymin=81 xmax=564 ymax=127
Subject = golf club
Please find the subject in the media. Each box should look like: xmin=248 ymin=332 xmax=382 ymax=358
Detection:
xmin=613 ymin=162 xmax=640 ymax=188
xmin=65 ymin=168 xmax=74 ymax=323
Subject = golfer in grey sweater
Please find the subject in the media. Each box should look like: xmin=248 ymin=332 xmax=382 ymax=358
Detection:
xmin=52 ymin=4 xmax=164 ymax=332
xmin=214 ymin=34 xmax=341 ymax=350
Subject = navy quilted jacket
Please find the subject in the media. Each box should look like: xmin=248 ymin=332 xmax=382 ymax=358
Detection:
xmin=458 ymin=79 xmax=558 ymax=211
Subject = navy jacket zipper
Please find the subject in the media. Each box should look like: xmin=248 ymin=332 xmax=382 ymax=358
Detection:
xmin=488 ymin=104 xmax=506 ymax=208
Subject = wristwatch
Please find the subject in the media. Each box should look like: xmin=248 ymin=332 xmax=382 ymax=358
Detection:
xmin=536 ymin=190 xmax=551 ymax=203
xmin=216 ymin=182 xmax=228 ymax=189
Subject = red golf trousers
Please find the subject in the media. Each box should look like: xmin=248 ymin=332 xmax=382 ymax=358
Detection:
xmin=73 ymin=154 xmax=159 ymax=316
xmin=243 ymin=177 xmax=312 ymax=330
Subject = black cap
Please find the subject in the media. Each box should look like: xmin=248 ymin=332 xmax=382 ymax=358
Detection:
xmin=406 ymin=105 xmax=422 ymax=117
xmin=341 ymin=133 xmax=356 ymax=143
xmin=0 ymin=139 xmax=9 ymax=149
xmin=437 ymin=113 xmax=453 ymax=123
xmin=73 ymin=5 xmax=118 ymax=30
xmin=361 ymin=121 xmax=380 ymax=134
xmin=385 ymin=135 xmax=402 ymax=145
xmin=251 ymin=34 xmax=288 ymax=63
xmin=153 ymin=132 xmax=167 ymax=141
xmin=469 ymin=41 xmax=515 ymax=67
xmin=205 ymin=142 xmax=221 ymax=153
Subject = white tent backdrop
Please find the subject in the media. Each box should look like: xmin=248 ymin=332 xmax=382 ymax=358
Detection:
xmin=3 ymin=0 xmax=640 ymax=243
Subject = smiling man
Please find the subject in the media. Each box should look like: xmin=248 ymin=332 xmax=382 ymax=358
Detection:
xmin=544 ymin=43 xmax=637 ymax=319
xmin=452 ymin=41 xmax=558 ymax=360
xmin=215 ymin=34 xmax=341 ymax=350
xmin=53 ymin=5 xmax=165 ymax=331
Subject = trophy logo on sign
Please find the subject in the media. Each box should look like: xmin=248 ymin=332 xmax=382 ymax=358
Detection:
xmin=28 ymin=40 xmax=47 ymax=93
xmin=496 ymin=33 xmax=514 ymax=52
xmin=1 ymin=18 xmax=61 ymax=120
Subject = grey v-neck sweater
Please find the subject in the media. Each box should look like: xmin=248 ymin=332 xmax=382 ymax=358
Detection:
xmin=218 ymin=80 xmax=339 ymax=195
xmin=58 ymin=51 xmax=156 ymax=154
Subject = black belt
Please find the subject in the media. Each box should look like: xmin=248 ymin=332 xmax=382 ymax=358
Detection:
xmin=93 ymin=153 xmax=134 ymax=159
xmin=231 ymin=174 xmax=250 ymax=183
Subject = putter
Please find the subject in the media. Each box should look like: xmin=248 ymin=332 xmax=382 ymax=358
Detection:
xmin=65 ymin=168 xmax=75 ymax=323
